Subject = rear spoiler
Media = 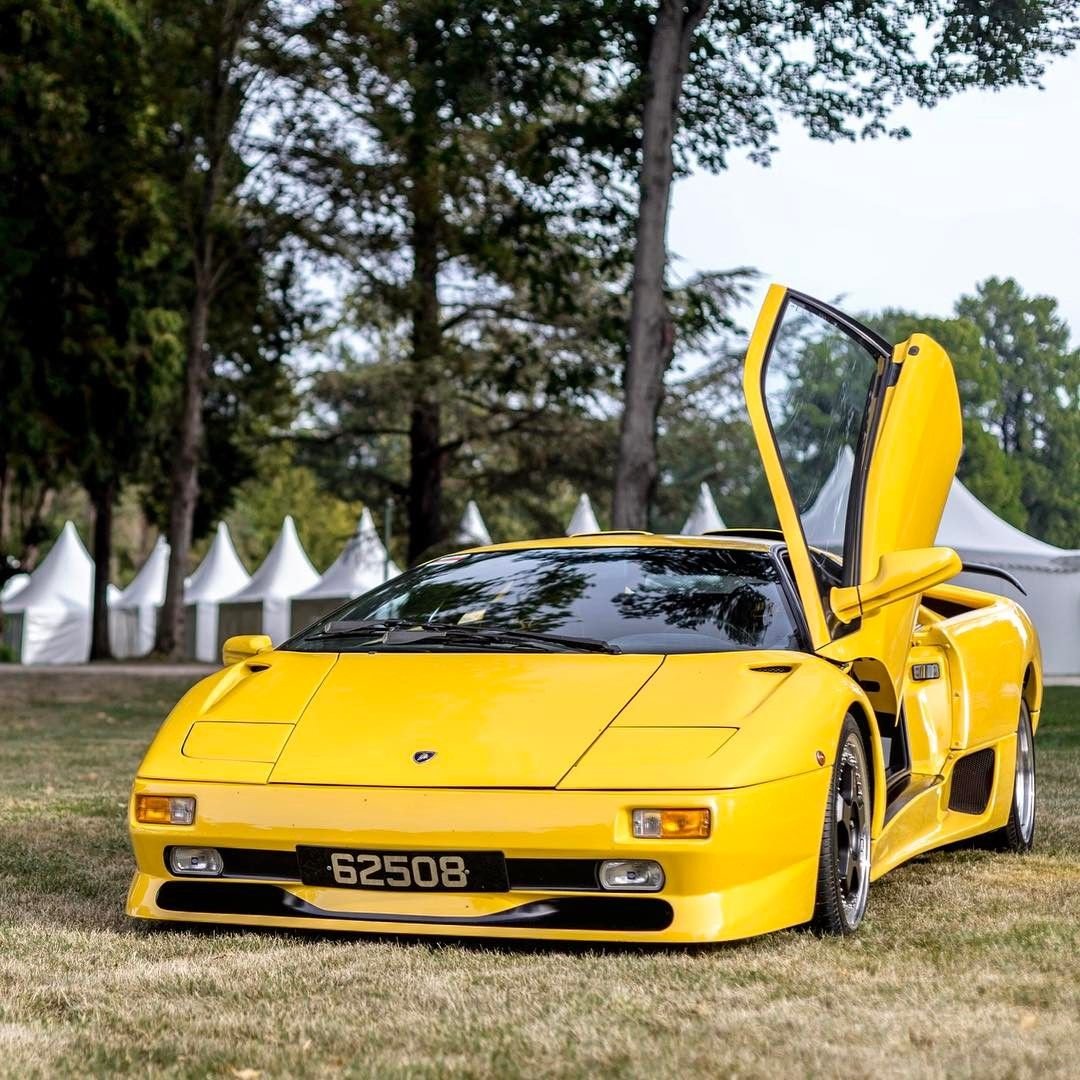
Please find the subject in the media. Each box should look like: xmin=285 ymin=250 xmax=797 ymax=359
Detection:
xmin=960 ymin=562 xmax=1027 ymax=596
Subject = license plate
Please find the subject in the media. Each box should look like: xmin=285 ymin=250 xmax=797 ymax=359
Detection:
xmin=296 ymin=846 xmax=509 ymax=892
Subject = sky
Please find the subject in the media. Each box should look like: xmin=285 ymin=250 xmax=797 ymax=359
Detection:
xmin=669 ymin=48 xmax=1080 ymax=338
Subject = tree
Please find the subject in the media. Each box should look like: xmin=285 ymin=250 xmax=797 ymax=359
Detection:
xmin=273 ymin=0 xmax=646 ymax=562
xmin=954 ymin=279 xmax=1079 ymax=547
xmin=0 ymin=0 xmax=182 ymax=656
xmin=294 ymin=272 xmax=627 ymax=557
xmin=147 ymin=0 xmax=300 ymax=657
xmin=607 ymin=0 xmax=1080 ymax=528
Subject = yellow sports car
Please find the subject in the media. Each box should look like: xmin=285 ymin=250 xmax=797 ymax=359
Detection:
xmin=128 ymin=285 xmax=1041 ymax=942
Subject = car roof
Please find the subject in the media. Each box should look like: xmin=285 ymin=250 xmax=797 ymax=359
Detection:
xmin=447 ymin=531 xmax=782 ymax=557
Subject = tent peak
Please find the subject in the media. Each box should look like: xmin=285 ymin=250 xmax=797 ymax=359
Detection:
xmin=566 ymin=493 xmax=601 ymax=536
xmin=682 ymin=482 xmax=725 ymax=535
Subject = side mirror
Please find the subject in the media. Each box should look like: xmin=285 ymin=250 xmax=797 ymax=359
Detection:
xmin=830 ymin=547 xmax=961 ymax=624
xmin=222 ymin=634 xmax=273 ymax=666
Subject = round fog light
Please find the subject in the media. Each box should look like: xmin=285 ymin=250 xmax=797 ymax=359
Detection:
xmin=599 ymin=859 xmax=664 ymax=892
xmin=169 ymin=847 xmax=224 ymax=877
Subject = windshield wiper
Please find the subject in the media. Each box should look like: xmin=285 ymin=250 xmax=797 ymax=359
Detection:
xmin=305 ymin=619 xmax=620 ymax=654
xmin=305 ymin=618 xmax=423 ymax=642
xmin=423 ymin=624 xmax=621 ymax=654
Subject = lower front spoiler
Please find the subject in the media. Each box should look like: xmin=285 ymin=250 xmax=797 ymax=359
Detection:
xmin=156 ymin=881 xmax=674 ymax=932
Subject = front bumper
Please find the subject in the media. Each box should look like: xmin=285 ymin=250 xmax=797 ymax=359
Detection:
xmin=127 ymin=770 xmax=828 ymax=943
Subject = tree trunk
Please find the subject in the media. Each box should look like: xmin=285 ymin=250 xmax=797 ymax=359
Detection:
xmin=613 ymin=0 xmax=711 ymax=529
xmin=89 ymin=479 xmax=115 ymax=660
xmin=408 ymin=401 xmax=442 ymax=562
xmin=155 ymin=281 xmax=212 ymax=657
xmin=405 ymin=52 xmax=443 ymax=564
xmin=153 ymin=3 xmax=247 ymax=657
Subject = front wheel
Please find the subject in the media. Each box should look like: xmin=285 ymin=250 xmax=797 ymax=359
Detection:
xmin=811 ymin=716 xmax=872 ymax=935
xmin=984 ymin=700 xmax=1037 ymax=852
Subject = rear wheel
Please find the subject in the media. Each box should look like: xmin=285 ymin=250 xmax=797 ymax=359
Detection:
xmin=811 ymin=716 xmax=872 ymax=935
xmin=984 ymin=700 xmax=1036 ymax=852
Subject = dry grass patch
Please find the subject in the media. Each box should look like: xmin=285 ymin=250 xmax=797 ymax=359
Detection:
xmin=0 ymin=672 xmax=1078 ymax=1078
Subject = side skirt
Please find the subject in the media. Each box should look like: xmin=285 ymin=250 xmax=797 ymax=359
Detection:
xmin=870 ymin=730 xmax=1017 ymax=881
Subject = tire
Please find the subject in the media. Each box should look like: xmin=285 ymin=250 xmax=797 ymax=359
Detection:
xmin=811 ymin=715 xmax=872 ymax=935
xmin=983 ymin=700 xmax=1037 ymax=852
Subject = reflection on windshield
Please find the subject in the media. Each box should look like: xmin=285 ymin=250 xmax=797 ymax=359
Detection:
xmin=287 ymin=547 xmax=801 ymax=655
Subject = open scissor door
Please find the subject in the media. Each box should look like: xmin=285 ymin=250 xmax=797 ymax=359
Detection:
xmin=742 ymin=284 xmax=961 ymax=663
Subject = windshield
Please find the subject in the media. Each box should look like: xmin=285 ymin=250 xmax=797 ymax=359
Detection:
xmin=285 ymin=546 xmax=802 ymax=655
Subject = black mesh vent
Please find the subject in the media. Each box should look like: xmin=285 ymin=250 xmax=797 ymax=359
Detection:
xmin=948 ymin=748 xmax=996 ymax=814
xmin=155 ymin=883 xmax=674 ymax=931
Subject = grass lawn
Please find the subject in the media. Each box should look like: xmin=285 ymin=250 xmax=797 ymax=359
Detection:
xmin=0 ymin=671 xmax=1078 ymax=1078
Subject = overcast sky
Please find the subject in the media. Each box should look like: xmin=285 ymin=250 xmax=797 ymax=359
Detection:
xmin=669 ymin=48 xmax=1080 ymax=339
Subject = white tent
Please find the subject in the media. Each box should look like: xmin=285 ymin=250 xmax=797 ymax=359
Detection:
xmin=183 ymin=522 xmax=250 ymax=663
xmin=290 ymin=508 xmax=400 ymax=633
xmin=801 ymin=450 xmax=1080 ymax=675
xmin=801 ymin=446 xmax=855 ymax=554
xmin=681 ymin=483 xmax=726 ymax=535
xmin=110 ymin=536 xmax=169 ymax=659
xmin=938 ymin=481 xmax=1080 ymax=677
xmin=454 ymin=500 xmax=492 ymax=547
xmin=1 ymin=521 xmax=93 ymax=664
xmin=566 ymin=493 xmax=601 ymax=536
xmin=0 ymin=573 xmax=29 ymax=603
xmin=218 ymin=515 xmax=318 ymax=650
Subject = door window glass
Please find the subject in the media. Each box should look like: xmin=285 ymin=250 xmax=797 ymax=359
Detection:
xmin=762 ymin=297 xmax=883 ymax=571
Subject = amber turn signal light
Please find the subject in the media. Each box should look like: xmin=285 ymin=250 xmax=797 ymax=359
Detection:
xmin=135 ymin=794 xmax=196 ymax=825
xmin=632 ymin=808 xmax=711 ymax=839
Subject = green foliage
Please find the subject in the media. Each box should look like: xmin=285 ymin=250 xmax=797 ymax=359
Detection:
xmin=871 ymin=286 xmax=1080 ymax=548
xmin=0 ymin=0 xmax=182 ymax=556
xmin=211 ymin=452 xmax=363 ymax=572
xmin=657 ymin=341 xmax=774 ymax=532
xmin=271 ymin=0 xmax=651 ymax=556
xmin=573 ymin=1 xmax=1080 ymax=181
xmin=954 ymin=279 xmax=1080 ymax=547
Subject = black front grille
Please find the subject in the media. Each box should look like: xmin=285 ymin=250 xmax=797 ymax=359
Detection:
xmin=166 ymin=848 xmax=605 ymax=892
xmin=948 ymin=748 xmax=996 ymax=814
xmin=155 ymin=882 xmax=674 ymax=932
xmin=507 ymin=859 xmax=600 ymax=891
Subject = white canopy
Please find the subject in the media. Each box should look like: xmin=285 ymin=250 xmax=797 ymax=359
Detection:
xmin=289 ymin=508 xmax=399 ymax=635
xmin=110 ymin=536 xmax=170 ymax=658
xmin=681 ymin=483 xmax=726 ymax=535
xmin=566 ymin=493 xmax=601 ymax=536
xmin=937 ymin=480 xmax=1072 ymax=566
xmin=799 ymin=450 xmax=1080 ymax=675
xmin=218 ymin=515 xmax=318 ymax=646
xmin=939 ymin=479 xmax=1080 ymax=677
xmin=454 ymin=500 xmax=492 ymax=547
xmin=1 ymin=521 xmax=93 ymax=664
xmin=183 ymin=522 xmax=250 ymax=663
xmin=185 ymin=522 xmax=250 ymax=603
xmin=295 ymin=508 xmax=398 ymax=601
xmin=801 ymin=446 xmax=855 ymax=552
xmin=0 ymin=573 xmax=29 ymax=603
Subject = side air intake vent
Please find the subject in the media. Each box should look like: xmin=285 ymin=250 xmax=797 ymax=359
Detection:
xmin=948 ymin=748 xmax=996 ymax=815
xmin=750 ymin=665 xmax=792 ymax=674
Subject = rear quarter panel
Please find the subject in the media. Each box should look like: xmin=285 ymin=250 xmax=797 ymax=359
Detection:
xmin=918 ymin=584 xmax=1042 ymax=747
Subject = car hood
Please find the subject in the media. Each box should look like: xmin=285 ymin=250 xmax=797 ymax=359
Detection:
xmin=266 ymin=651 xmax=664 ymax=788
xmin=139 ymin=648 xmax=860 ymax=791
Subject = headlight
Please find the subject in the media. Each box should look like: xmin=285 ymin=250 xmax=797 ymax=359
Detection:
xmin=168 ymin=847 xmax=223 ymax=876
xmin=632 ymin=808 xmax=711 ymax=839
xmin=134 ymin=794 xmax=196 ymax=825
xmin=599 ymin=859 xmax=664 ymax=891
